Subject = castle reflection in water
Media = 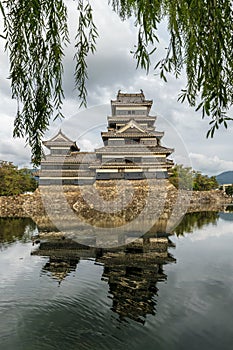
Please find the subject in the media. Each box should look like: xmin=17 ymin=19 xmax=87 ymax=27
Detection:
xmin=30 ymin=211 xmax=220 ymax=324
xmin=33 ymin=234 xmax=175 ymax=324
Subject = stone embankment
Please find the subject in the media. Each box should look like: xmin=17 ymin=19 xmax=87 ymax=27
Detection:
xmin=0 ymin=180 xmax=231 ymax=232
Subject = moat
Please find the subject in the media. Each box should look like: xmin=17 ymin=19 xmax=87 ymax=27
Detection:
xmin=0 ymin=210 xmax=233 ymax=350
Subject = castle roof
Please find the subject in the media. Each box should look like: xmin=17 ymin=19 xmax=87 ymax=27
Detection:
xmin=107 ymin=116 xmax=156 ymax=122
xmin=101 ymin=131 xmax=164 ymax=138
xmin=43 ymin=129 xmax=80 ymax=150
xmin=117 ymin=120 xmax=147 ymax=133
xmin=111 ymin=91 xmax=153 ymax=115
xmin=102 ymin=119 xmax=164 ymax=138
xmin=112 ymin=90 xmax=152 ymax=104
xmin=95 ymin=145 xmax=174 ymax=155
xmin=41 ymin=152 xmax=95 ymax=163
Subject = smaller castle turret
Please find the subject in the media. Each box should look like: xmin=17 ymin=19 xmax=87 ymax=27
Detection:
xmin=42 ymin=129 xmax=80 ymax=155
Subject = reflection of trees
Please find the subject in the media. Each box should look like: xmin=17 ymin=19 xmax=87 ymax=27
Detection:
xmin=225 ymin=205 xmax=233 ymax=212
xmin=174 ymin=211 xmax=219 ymax=236
xmin=0 ymin=217 xmax=36 ymax=249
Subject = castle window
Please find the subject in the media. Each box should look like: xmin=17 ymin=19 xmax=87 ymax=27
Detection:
xmin=51 ymin=149 xmax=69 ymax=155
xmin=125 ymin=138 xmax=140 ymax=144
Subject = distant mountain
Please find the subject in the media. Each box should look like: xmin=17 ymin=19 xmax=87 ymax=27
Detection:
xmin=216 ymin=171 xmax=233 ymax=185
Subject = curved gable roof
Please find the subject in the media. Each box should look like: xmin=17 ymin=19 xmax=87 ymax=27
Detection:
xmin=116 ymin=120 xmax=147 ymax=134
xmin=43 ymin=129 xmax=80 ymax=150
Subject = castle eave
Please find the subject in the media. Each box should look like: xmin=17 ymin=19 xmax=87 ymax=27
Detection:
xmin=101 ymin=132 xmax=164 ymax=138
xmin=107 ymin=116 xmax=156 ymax=121
xmin=111 ymin=100 xmax=153 ymax=106
xmin=95 ymin=145 xmax=174 ymax=154
xmin=42 ymin=152 xmax=95 ymax=163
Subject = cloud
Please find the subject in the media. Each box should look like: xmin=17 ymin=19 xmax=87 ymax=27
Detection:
xmin=189 ymin=153 xmax=233 ymax=175
xmin=0 ymin=139 xmax=31 ymax=167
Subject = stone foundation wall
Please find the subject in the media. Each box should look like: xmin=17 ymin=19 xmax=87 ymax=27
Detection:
xmin=0 ymin=181 xmax=231 ymax=231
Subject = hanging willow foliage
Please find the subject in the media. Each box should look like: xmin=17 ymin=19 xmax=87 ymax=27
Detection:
xmin=1 ymin=0 xmax=69 ymax=165
xmin=0 ymin=0 xmax=232 ymax=164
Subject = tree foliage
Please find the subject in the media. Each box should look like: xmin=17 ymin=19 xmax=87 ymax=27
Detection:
xmin=0 ymin=161 xmax=38 ymax=196
xmin=193 ymin=171 xmax=219 ymax=191
xmin=169 ymin=164 xmax=193 ymax=190
xmin=0 ymin=0 xmax=232 ymax=164
xmin=225 ymin=185 xmax=233 ymax=197
xmin=169 ymin=164 xmax=219 ymax=191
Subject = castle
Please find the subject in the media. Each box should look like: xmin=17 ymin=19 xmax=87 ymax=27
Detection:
xmin=39 ymin=91 xmax=174 ymax=185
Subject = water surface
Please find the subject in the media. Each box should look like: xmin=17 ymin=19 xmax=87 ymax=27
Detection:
xmin=0 ymin=213 xmax=233 ymax=350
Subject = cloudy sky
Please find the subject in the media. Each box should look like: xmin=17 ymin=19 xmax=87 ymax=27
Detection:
xmin=0 ymin=0 xmax=232 ymax=175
